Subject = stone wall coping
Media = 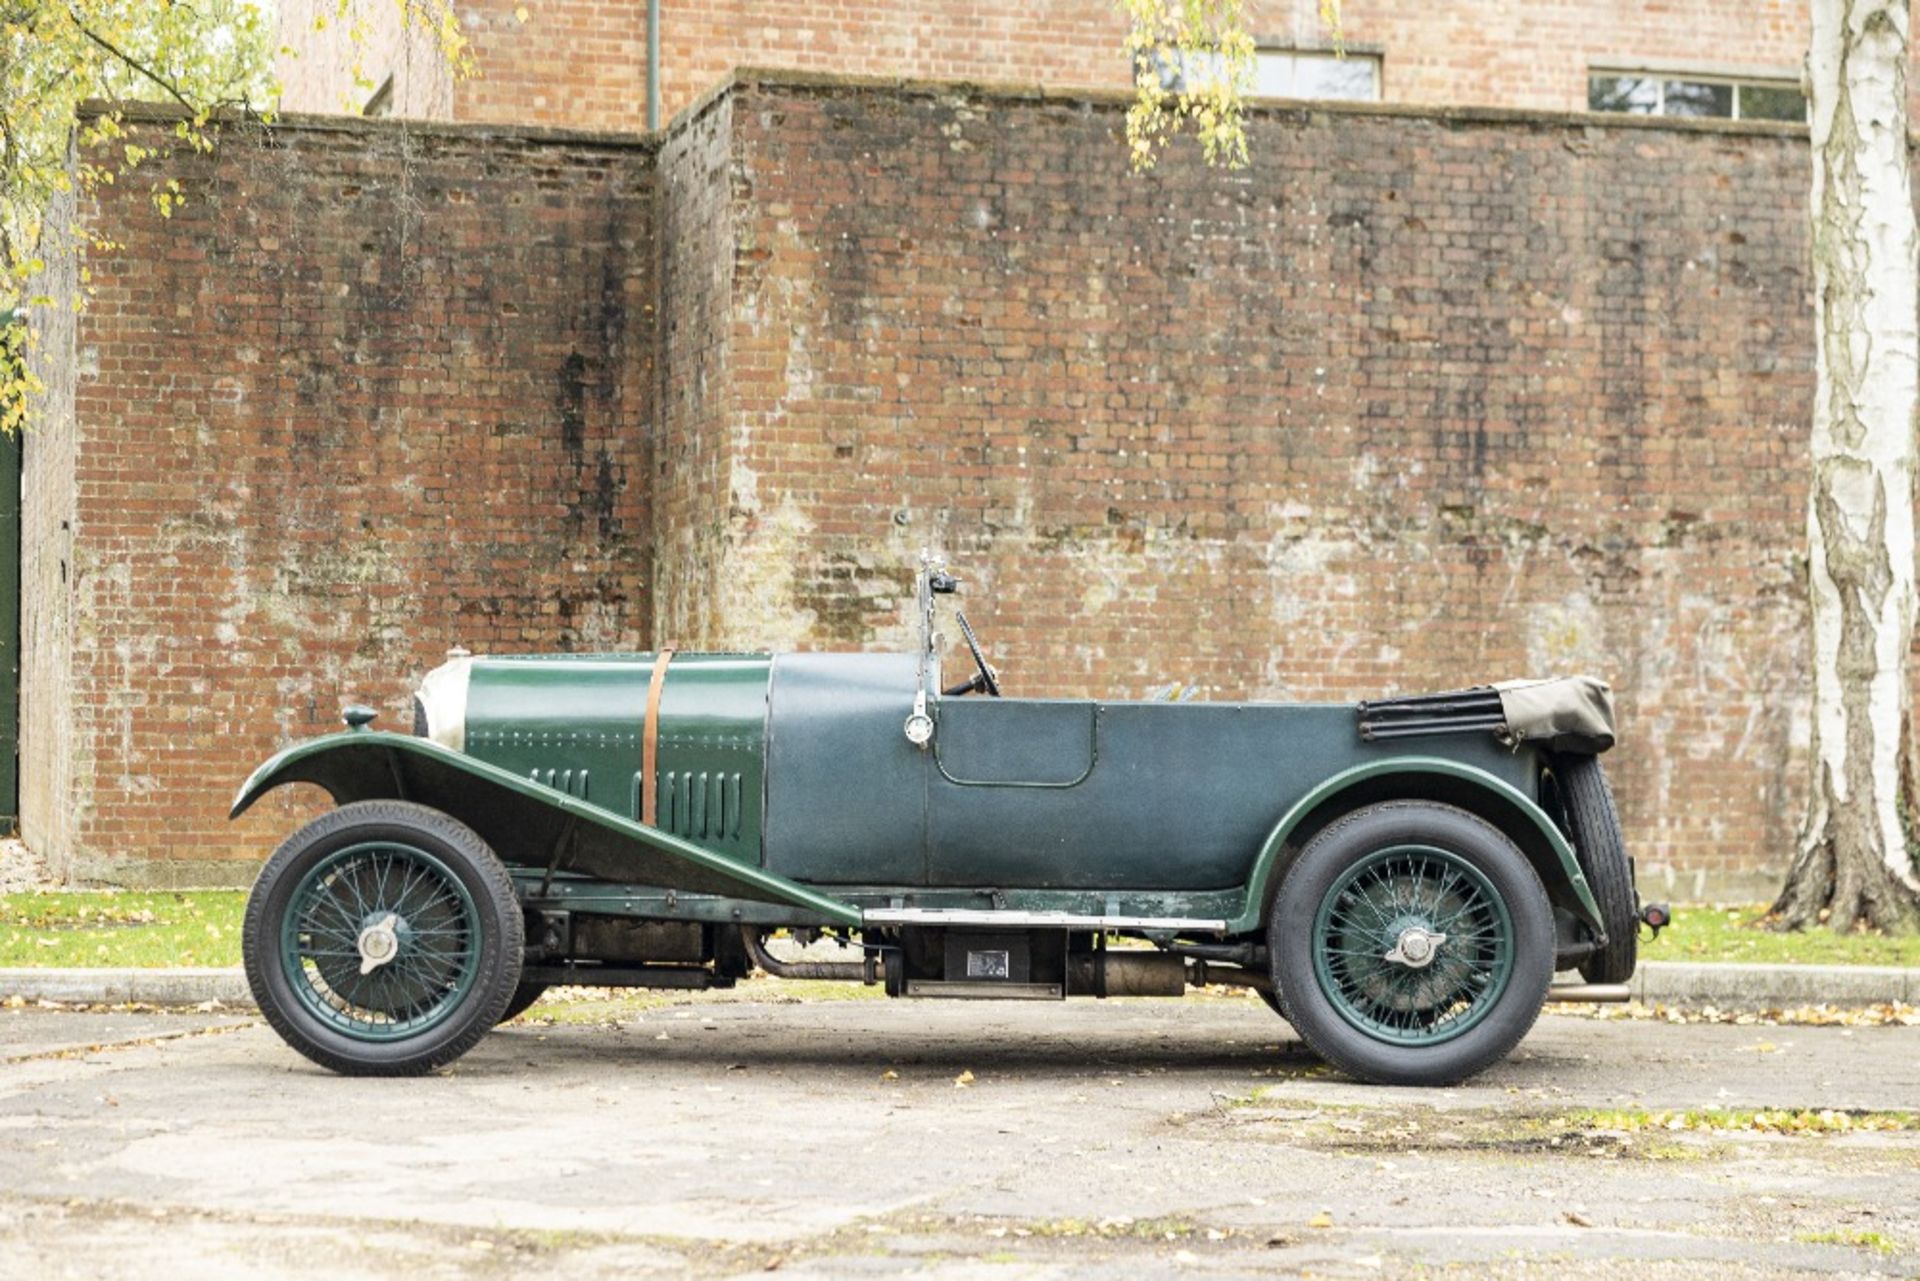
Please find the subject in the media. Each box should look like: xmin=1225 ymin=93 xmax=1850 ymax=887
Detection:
xmin=74 ymin=96 xmax=661 ymax=152
xmin=77 ymin=65 xmax=1823 ymax=156
xmin=717 ymin=65 xmax=1814 ymax=141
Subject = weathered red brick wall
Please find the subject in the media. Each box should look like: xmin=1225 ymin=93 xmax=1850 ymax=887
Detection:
xmin=650 ymin=88 xmax=739 ymax=646
xmin=32 ymin=76 xmax=1843 ymax=899
xmin=26 ymin=110 xmax=655 ymax=884
xmin=697 ymin=78 xmax=1819 ymax=902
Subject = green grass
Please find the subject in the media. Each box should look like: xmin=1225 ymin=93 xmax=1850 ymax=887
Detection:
xmin=1642 ymin=904 xmax=1920 ymax=967
xmin=0 ymin=890 xmax=244 ymax=967
xmin=2 ymin=893 xmax=1918 ymax=971
xmin=1796 ymin=1229 xmax=1899 ymax=1255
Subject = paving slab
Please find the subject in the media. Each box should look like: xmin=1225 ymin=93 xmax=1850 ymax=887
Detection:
xmin=0 ymin=1007 xmax=256 ymax=1062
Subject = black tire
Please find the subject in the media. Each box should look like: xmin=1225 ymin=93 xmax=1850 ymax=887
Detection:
xmin=1268 ymin=801 xmax=1555 ymax=1087
xmin=497 ymin=980 xmax=550 ymax=1024
xmin=1547 ymin=753 xmax=1638 ymax=984
xmin=243 ymin=800 xmax=524 ymax=1076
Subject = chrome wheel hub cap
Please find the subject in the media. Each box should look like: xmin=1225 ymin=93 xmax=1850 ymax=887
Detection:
xmin=356 ymin=912 xmax=402 ymax=976
xmin=1383 ymin=925 xmax=1447 ymax=970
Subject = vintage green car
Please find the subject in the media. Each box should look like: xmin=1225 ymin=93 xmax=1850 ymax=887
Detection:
xmin=233 ymin=559 xmax=1647 ymax=1086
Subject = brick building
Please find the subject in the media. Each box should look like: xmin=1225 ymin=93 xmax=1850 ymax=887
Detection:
xmin=277 ymin=0 xmax=1848 ymax=130
xmin=26 ymin=71 xmax=1823 ymax=898
xmin=14 ymin=3 xmax=1872 ymax=896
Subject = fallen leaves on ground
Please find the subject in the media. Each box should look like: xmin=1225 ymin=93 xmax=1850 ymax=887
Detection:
xmin=1570 ymin=1107 xmax=1918 ymax=1135
xmin=1553 ymin=1000 xmax=1918 ymax=1027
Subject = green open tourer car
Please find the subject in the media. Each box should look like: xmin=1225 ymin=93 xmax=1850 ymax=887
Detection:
xmin=233 ymin=558 xmax=1651 ymax=1085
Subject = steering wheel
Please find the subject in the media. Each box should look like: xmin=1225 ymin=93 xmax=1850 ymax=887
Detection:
xmin=943 ymin=611 xmax=1001 ymax=697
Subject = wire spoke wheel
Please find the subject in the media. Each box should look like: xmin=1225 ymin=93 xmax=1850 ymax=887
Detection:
xmin=278 ymin=840 xmax=484 ymax=1043
xmin=246 ymin=801 xmax=524 ymax=1075
xmin=1271 ymin=802 xmax=1552 ymax=1086
xmin=1311 ymin=844 xmax=1515 ymax=1048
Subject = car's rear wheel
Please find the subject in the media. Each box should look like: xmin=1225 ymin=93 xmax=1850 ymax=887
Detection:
xmin=1546 ymin=753 xmax=1638 ymax=984
xmin=243 ymin=800 xmax=524 ymax=1075
xmin=1269 ymin=801 xmax=1554 ymax=1086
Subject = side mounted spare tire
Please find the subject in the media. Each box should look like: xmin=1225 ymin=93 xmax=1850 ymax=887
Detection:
xmin=1546 ymin=753 xmax=1638 ymax=985
xmin=243 ymin=799 xmax=524 ymax=1076
xmin=1269 ymin=800 xmax=1555 ymax=1087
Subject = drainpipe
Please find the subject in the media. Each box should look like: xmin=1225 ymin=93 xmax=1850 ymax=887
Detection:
xmin=646 ymin=0 xmax=661 ymax=130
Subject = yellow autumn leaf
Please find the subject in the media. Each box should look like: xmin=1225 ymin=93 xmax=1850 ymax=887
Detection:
xmin=953 ymin=1069 xmax=975 ymax=1088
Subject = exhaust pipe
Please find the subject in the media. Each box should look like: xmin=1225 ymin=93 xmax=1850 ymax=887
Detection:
xmin=1185 ymin=959 xmax=1274 ymax=995
xmin=1066 ymin=950 xmax=1189 ymax=997
xmin=739 ymin=927 xmax=875 ymax=983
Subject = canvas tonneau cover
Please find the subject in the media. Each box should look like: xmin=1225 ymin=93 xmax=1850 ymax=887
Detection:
xmin=1356 ymin=675 xmax=1616 ymax=755
xmin=1492 ymin=676 xmax=1615 ymax=754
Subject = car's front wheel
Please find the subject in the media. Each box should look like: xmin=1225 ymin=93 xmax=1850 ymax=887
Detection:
xmin=242 ymin=800 xmax=524 ymax=1075
xmin=1269 ymin=801 xmax=1554 ymax=1087
xmin=497 ymin=980 xmax=550 ymax=1024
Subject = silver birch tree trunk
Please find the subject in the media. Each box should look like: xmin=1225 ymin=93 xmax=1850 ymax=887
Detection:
xmin=1776 ymin=0 xmax=1920 ymax=931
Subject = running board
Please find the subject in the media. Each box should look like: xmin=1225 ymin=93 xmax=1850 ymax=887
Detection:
xmin=862 ymin=908 xmax=1228 ymax=932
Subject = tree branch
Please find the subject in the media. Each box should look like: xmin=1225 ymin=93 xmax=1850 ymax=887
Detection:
xmin=64 ymin=8 xmax=202 ymax=115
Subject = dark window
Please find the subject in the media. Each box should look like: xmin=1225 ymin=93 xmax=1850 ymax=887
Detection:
xmin=1661 ymin=79 xmax=1733 ymax=117
xmin=1738 ymin=83 xmax=1807 ymax=122
xmin=1589 ymin=75 xmax=1658 ymax=114
xmin=1588 ymin=72 xmax=1804 ymax=123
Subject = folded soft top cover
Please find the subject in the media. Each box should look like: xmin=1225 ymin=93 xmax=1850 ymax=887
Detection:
xmin=1492 ymin=676 xmax=1615 ymax=755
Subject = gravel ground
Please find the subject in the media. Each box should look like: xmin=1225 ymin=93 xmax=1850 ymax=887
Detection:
xmin=1 ymin=993 xmax=1916 ymax=1279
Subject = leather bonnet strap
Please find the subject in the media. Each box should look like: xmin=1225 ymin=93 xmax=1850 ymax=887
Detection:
xmin=642 ymin=645 xmax=676 ymax=826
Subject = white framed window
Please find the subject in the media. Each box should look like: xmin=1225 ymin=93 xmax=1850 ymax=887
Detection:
xmin=1251 ymin=50 xmax=1380 ymax=102
xmin=1588 ymin=71 xmax=1804 ymax=122
xmin=1148 ymin=48 xmax=1381 ymax=103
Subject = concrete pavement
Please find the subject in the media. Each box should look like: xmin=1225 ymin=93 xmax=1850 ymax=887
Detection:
xmin=8 ymin=958 xmax=1916 ymax=1009
xmin=1 ymin=987 xmax=1916 ymax=1278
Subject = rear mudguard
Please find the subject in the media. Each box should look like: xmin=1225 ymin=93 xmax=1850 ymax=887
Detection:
xmin=1228 ymin=756 xmax=1606 ymax=937
xmin=230 ymin=731 xmax=861 ymax=927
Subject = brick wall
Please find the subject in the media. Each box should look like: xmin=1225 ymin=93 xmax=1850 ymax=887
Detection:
xmin=279 ymin=1 xmax=1899 ymax=131
xmin=650 ymin=88 xmax=739 ymax=646
xmin=32 ymin=75 xmax=1839 ymax=899
xmin=275 ymin=0 xmax=453 ymax=119
xmin=690 ymin=77 xmax=1820 ymax=903
xmin=27 ymin=110 xmax=655 ymax=884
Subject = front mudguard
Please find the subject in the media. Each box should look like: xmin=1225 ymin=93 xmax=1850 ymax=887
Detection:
xmin=231 ymin=731 xmax=860 ymax=926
